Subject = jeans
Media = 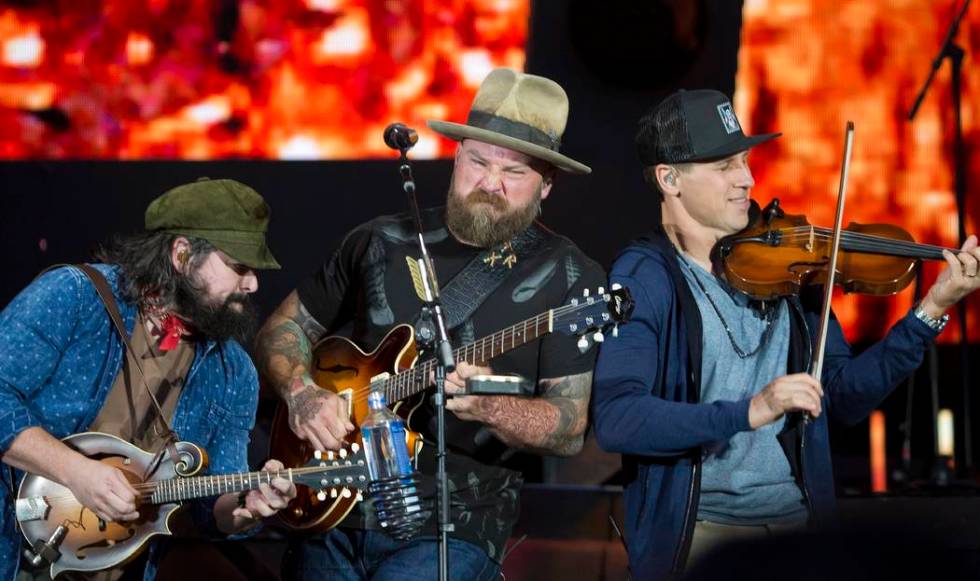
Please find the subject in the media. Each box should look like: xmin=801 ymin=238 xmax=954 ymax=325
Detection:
xmin=282 ymin=529 xmax=501 ymax=581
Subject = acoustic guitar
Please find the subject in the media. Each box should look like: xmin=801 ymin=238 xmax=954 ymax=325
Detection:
xmin=269 ymin=285 xmax=634 ymax=533
xmin=16 ymin=431 xmax=368 ymax=578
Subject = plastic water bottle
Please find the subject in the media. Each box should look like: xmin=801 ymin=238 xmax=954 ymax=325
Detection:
xmin=360 ymin=388 xmax=426 ymax=538
xmin=361 ymin=389 xmax=414 ymax=480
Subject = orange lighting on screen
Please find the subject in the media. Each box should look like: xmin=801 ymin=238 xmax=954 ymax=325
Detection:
xmin=0 ymin=1 xmax=529 ymax=159
xmin=737 ymin=0 xmax=980 ymax=343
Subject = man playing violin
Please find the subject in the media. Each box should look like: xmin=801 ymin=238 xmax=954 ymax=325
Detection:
xmin=0 ymin=179 xmax=297 ymax=580
xmin=591 ymin=89 xmax=980 ymax=580
xmin=255 ymin=68 xmax=606 ymax=580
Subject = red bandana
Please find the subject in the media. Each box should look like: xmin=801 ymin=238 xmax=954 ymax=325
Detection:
xmin=158 ymin=314 xmax=188 ymax=351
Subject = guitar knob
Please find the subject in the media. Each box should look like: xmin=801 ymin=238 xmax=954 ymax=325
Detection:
xmin=593 ymin=331 xmax=604 ymax=343
xmin=611 ymin=283 xmax=622 ymax=291
xmin=316 ymin=490 xmax=327 ymax=501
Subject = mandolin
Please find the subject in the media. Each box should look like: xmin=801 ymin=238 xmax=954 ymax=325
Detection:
xmin=16 ymin=431 xmax=368 ymax=578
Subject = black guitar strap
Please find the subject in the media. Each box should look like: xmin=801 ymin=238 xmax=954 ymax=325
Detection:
xmin=436 ymin=223 xmax=552 ymax=332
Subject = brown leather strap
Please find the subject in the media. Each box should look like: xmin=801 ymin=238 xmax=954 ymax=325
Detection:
xmin=42 ymin=264 xmax=182 ymax=468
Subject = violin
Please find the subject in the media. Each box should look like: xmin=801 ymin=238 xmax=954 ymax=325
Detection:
xmin=715 ymin=198 xmax=958 ymax=301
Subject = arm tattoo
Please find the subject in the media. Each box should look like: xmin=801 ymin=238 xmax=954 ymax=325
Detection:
xmin=289 ymin=385 xmax=325 ymax=425
xmin=255 ymin=292 xmax=326 ymax=399
xmin=297 ymin=301 xmax=328 ymax=344
xmin=480 ymin=371 xmax=592 ymax=457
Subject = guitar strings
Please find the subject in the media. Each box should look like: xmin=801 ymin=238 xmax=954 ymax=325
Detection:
xmin=345 ymin=299 xmax=602 ymax=402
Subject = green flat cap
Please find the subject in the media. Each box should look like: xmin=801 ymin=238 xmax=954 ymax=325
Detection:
xmin=145 ymin=177 xmax=281 ymax=270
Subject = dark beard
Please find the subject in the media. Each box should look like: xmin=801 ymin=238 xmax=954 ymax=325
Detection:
xmin=445 ymin=186 xmax=541 ymax=248
xmin=172 ymin=276 xmax=258 ymax=345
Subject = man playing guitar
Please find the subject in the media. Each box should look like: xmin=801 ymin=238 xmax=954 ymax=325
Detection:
xmin=255 ymin=68 xmax=605 ymax=580
xmin=0 ymin=178 xmax=297 ymax=580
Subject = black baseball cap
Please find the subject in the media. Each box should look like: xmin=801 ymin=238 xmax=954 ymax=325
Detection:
xmin=636 ymin=89 xmax=780 ymax=166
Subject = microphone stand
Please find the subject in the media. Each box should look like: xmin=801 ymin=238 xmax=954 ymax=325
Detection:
xmin=395 ymin=149 xmax=456 ymax=581
xmin=908 ymin=0 xmax=973 ymax=474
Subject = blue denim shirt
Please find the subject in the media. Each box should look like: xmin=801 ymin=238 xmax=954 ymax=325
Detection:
xmin=0 ymin=265 xmax=259 ymax=580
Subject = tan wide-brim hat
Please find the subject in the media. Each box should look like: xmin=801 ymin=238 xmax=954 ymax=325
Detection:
xmin=427 ymin=68 xmax=591 ymax=175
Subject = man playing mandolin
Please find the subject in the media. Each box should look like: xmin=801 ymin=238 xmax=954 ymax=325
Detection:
xmin=255 ymin=68 xmax=606 ymax=580
xmin=0 ymin=178 xmax=297 ymax=580
xmin=591 ymin=89 xmax=980 ymax=580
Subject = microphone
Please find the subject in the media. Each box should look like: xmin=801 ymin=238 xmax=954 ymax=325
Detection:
xmin=383 ymin=123 xmax=418 ymax=151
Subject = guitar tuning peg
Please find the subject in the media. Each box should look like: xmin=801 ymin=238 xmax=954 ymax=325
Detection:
xmin=339 ymin=448 xmax=348 ymax=459
xmin=314 ymin=450 xmax=323 ymax=460
xmin=351 ymin=442 xmax=361 ymax=453
xmin=330 ymin=489 xmax=339 ymax=498
xmin=611 ymin=283 xmax=622 ymax=291
xmin=593 ymin=331 xmax=604 ymax=343
xmin=355 ymin=492 xmax=364 ymax=501
xmin=326 ymin=451 xmax=336 ymax=461
xmin=598 ymin=286 xmax=605 ymax=295
xmin=341 ymin=488 xmax=353 ymax=498
xmin=612 ymin=324 xmax=619 ymax=338
xmin=316 ymin=490 xmax=327 ymax=501
xmin=582 ymin=288 xmax=590 ymax=297
xmin=577 ymin=336 xmax=589 ymax=353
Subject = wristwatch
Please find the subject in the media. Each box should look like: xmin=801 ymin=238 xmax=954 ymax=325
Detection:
xmin=913 ymin=302 xmax=950 ymax=333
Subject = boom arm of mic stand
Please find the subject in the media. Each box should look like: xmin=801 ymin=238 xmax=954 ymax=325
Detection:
xmin=908 ymin=0 xmax=972 ymax=120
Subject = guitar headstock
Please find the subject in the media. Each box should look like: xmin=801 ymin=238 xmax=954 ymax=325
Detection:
xmin=553 ymin=284 xmax=634 ymax=350
xmin=295 ymin=444 xmax=371 ymax=502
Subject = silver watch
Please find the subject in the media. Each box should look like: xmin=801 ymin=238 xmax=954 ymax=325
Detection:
xmin=913 ymin=303 xmax=949 ymax=333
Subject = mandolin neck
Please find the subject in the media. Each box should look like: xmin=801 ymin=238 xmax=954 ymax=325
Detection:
xmin=146 ymin=469 xmax=290 ymax=504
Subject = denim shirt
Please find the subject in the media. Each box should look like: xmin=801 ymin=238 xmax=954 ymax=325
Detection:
xmin=0 ymin=265 xmax=259 ymax=580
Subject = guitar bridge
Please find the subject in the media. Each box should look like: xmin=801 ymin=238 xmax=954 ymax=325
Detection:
xmin=16 ymin=496 xmax=51 ymax=522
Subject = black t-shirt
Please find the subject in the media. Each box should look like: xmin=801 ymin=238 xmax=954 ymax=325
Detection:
xmin=297 ymin=206 xmax=605 ymax=560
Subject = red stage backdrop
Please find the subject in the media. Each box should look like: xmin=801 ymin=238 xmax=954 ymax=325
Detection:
xmin=0 ymin=0 xmax=528 ymax=159
xmin=736 ymin=0 xmax=980 ymax=344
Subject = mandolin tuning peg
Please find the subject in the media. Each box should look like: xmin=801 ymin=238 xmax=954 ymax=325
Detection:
xmin=611 ymin=283 xmax=622 ymax=291
xmin=314 ymin=450 xmax=323 ymax=460
xmin=341 ymin=488 xmax=353 ymax=498
xmin=355 ymin=492 xmax=364 ymax=502
xmin=577 ymin=336 xmax=589 ymax=353
xmin=582 ymin=288 xmax=590 ymax=297
xmin=339 ymin=448 xmax=348 ymax=459
xmin=612 ymin=324 xmax=619 ymax=338
xmin=598 ymin=286 xmax=605 ymax=295
xmin=593 ymin=331 xmax=604 ymax=343
xmin=330 ymin=489 xmax=339 ymax=499
xmin=326 ymin=451 xmax=336 ymax=461
xmin=351 ymin=442 xmax=361 ymax=453
xmin=316 ymin=490 xmax=327 ymax=501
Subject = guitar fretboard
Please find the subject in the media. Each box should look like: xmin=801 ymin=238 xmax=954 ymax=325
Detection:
xmin=149 ymin=469 xmax=288 ymax=504
xmin=382 ymin=309 xmax=554 ymax=403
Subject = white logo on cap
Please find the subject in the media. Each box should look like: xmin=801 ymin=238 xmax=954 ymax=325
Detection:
xmin=717 ymin=103 xmax=741 ymax=135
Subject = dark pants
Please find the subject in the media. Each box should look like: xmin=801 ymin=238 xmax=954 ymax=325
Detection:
xmin=282 ymin=529 xmax=500 ymax=581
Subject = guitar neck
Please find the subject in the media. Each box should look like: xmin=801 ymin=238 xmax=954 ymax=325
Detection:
xmin=383 ymin=309 xmax=555 ymax=403
xmin=146 ymin=469 xmax=289 ymax=504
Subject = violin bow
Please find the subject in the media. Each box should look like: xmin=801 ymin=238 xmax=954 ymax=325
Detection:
xmin=808 ymin=121 xmax=856 ymax=421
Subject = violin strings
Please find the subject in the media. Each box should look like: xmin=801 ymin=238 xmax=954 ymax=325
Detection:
xmin=769 ymin=228 xmax=955 ymax=258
